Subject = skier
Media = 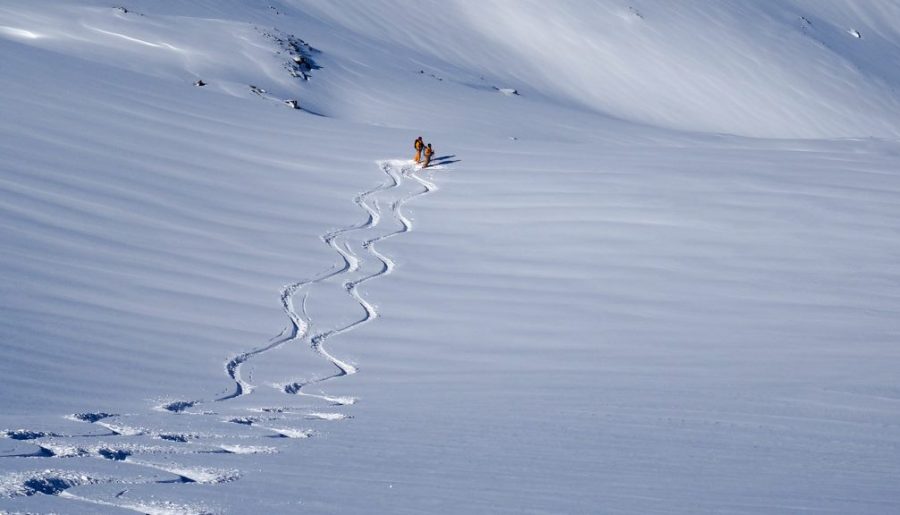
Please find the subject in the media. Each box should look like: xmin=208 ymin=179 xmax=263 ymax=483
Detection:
xmin=422 ymin=143 xmax=434 ymax=168
xmin=413 ymin=136 xmax=424 ymax=163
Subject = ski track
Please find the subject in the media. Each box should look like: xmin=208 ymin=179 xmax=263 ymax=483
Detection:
xmin=285 ymin=160 xmax=438 ymax=403
xmin=0 ymin=160 xmax=440 ymax=512
xmin=223 ymin=159 xmax=403 ymax=401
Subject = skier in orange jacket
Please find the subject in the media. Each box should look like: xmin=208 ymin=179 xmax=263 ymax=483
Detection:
xmin=413 ymin=136 xmax=424 ymax=163
xmin=422 ymin=143 xmax=434 ymax=168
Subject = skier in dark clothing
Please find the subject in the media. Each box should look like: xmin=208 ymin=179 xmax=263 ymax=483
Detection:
xmin=422 ymin=143 xmax=434 ymax=168
xmin=413 ymin=136 xmax=424 ymax=164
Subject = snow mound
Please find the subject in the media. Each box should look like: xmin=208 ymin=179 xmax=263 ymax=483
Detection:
xmin=264 ymin=427 xmax=315 ymax=439
xmin=67 ymin=413 xmax=116 ymax=424
xmin=0 ymin=469 xmax=105 ymax=497
xmin=306 ymin=412 xmax=349 ymax=421
xmin=96 ymin=422 xmax=147 ymax=437
xmin=156 ymin=400 xmax=198 ymax=413
xmin=2 ymin=430 xmax=62 ymax=441
xmin=220 ymin=444 xmax=277 ymax=454
xmin=128 ymin=460 xmax=240 ymax=484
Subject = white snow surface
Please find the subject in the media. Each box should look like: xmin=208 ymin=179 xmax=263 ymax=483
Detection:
xmin=2 ymin=1 xmax=900 ymax=513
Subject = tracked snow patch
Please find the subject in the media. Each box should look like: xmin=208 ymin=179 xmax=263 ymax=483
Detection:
xmin=157 ymin=433 xmax=198 ymax=443
xmin=127 ymin=460 xmax=239 ymax=484
xmin=264 ymin=427 xmax=315 ymax=439
xmin=67 ymin=413 xmax=116 ymax=424
xmin=96 ymin=422 xmax=146 ymax=436
xmin=322 ymin=395 xmax=357 ymax=406
xmin=0 ymin=440 xmax=52 ymax=458
xmin=97 ymin=448 xmax=133 ymax=461
xmin=224 ymin=417 xmax=259 ymax=426
xmin=219 ymin=444 xmax=277 ymax=454
xmin=0 ymin=469 xmax=107 ymax=497
xmin=155 ymin=400 xmax=198 ymax=413
xmin=35 ymin=439 xmax=195 ymax=460
xmin=305 ymin=412 xmax=349 ymax=421
xmin=60 ymin=491 xmax=217 ymax=515
xmin=2 ymin=430 xmax=63 ymax=441
xmin=280 ymin=385 xmax=357 ymax=405
xmin=34 ymin=441 xmax=89 ymax=458
xmin=248 ymin=407 xmax=291 ymax=414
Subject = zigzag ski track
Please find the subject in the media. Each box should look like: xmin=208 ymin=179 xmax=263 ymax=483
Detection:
xmin=284 ymin=159 xmax=438 ymax=402
xmin=0 ymin=159 xmax=441 ymax=513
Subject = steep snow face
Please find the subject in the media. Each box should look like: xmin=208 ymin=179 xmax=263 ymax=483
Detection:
xmin=6 ymin=0 xmax=900 ymax=138
xmin=286 ymin=0 xmax=900 ymax=138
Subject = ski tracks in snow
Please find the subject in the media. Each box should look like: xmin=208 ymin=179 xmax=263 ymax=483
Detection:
xmin=285 ymin=160 xmax=437 ymax=403
xmin=229 ymin=158 xmax=431 ymax=401
xmin=0 ymin=160 xmax=440 ymax=514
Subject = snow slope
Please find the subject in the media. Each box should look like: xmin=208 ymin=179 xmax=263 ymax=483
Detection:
xmin=280 ymin=0 xmax=900 ymax=138
xmin=2 ymin=1 xmax=900 ymax=513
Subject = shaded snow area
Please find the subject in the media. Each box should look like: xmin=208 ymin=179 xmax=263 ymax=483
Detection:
xmin=2 ymin=1 xmax=900 ymax=513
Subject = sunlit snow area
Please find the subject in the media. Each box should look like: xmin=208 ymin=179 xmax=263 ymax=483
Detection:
xmin=2 ymin=1 xmax=900 ymax=513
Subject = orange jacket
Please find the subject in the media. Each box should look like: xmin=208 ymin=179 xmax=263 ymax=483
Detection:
xmin=424 ymin=146 xmax=433 ymax=157
xmin=414 ymin=139 xmax=424 ymax=151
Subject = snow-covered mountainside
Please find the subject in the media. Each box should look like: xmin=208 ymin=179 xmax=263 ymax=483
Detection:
xmin=2 ymin=1 xmax=900 ymax=513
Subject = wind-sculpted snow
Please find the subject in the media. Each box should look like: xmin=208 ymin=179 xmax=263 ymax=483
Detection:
xmin=0 ymin=470 xmax=106 ymax=498
xmin=224 ymin=160 xmax=434 ymax=405
xmin=292 ymin=0 xmax=900 ymax=138
xmin=4 ymin=1 xmax=900 ymax=514
xmin=283 ymin=161 xmax=439 ymax=405
xmin=0 ymin=160 xmax=441 ymax=512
